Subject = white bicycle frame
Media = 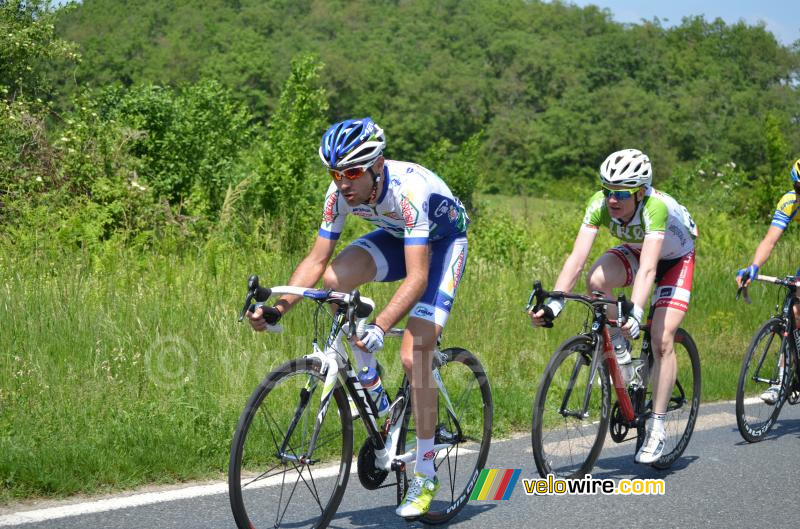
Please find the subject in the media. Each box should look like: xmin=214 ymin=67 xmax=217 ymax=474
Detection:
xmin=258 ymin=286 xmax=459 ymax=471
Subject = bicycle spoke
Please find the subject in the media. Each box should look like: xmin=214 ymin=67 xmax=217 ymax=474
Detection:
xmin=532 ymin=337 xmax=609 ymax=479
xmin=399 ymin=348 xmax=492 ymax=524
xmin=229 ymin=359 xmax=352 ymax=529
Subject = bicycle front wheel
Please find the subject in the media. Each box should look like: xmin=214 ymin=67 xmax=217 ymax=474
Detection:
xmin=638 ymin=327 xmax=701 ymax=469
xmin=532 ymin=335 xmax=610 ymax=479
xmin=397 ymin=347 xmax=493 ymax=525
xmin=735 ymin=318 xmax=789 ymax=443
xmin=229 ymin=357 xmax=353 ymax=529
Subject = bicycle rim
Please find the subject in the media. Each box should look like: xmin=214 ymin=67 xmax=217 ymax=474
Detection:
xmin=532 ymin=335 xmax=610 ymax=479
xmin=637 ymin=328 xmax=701 ymax=469
xmin=398 ymin=348 xmax=493 ymax=524
xmin=735 ymin=318 xmax=788 ymax=443
xmin=229 ymin=357 xmax=353 ymax=529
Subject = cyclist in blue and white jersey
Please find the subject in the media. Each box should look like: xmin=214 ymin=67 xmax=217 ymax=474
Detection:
xmin=736 ymin=158 xmax=800 ymax=404
xmin=248 ymin=117 xmax=468 ymax=517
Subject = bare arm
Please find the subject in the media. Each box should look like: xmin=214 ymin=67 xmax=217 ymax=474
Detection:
xmin=374 ymin=243 xmax=429 ymax=331
xmin=553 ymin=226 xmax=599 ymax=293
xmin=274 ymin=235 xmax=338 ymax=314
xmin=630 ymin=235 xmax=663 ymax=310
xmin=530 ymin=226 xmax=597 ymax=326
xmin=751 ymin=225 xmax=783 ymax=269
xmin=736 ymin=225 xmax=783 ymax=287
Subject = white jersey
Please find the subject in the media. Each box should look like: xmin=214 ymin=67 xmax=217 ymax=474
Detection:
xmin=318 ymin=160 xmax=469 ymax=245
xmin=582 ymin=187 xmax=698 ymax=260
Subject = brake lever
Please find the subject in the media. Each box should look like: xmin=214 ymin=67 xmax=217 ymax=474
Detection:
xmin=736 ymin=285 xmax=752 ymax=304
xmin=239 ymin=291 xmax=255 ymax=321
xmin=526 ymin=280 xmax=545 ymax=313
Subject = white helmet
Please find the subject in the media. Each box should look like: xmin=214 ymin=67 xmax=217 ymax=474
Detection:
xmin=600 ymin=149 xmax=652 ymax=188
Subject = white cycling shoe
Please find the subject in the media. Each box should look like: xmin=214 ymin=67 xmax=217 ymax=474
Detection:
xmin=760 ymin=385 xmax=781 ymax=405
xmin=635 ymin=428 xmax=666 ymax=464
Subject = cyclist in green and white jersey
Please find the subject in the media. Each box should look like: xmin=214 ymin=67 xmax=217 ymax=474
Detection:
xmin=735 ymin=158 xmax=800 ymax=404
xmin=530 ymin=148 xmax=698 ymax=465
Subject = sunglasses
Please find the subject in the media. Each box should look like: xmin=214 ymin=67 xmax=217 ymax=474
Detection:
xmin=329 ymin=163 xmax=373 ymax=181
xmin=602 ymin=186 xmax=641 ymax=200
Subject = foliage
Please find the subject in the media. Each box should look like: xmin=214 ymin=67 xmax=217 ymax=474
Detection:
xmin=0 ymin=0 xmax=79 ymax=102
xmin=52 ymin=1 xmax=800 ymax=192
xmin=249 ymin=54 xmax=329 ymax=252
xmin=419 ymin=132 xmax=483 ymax=211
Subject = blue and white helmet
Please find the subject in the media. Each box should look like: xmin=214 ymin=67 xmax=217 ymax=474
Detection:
xmin=319 ymin=117 xmax=385 ymax=169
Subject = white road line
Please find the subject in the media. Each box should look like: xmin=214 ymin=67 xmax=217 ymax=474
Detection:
xmin=0 ymin=448 xmax=477 ymax=526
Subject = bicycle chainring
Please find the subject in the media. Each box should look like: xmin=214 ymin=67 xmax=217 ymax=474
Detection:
xmin=788 ymin=372 xmax=800 ymax=405
xmin=609 ymin=401 xmax=629 ymax=443
xmin=357 ymin=437 xmax=389 ymax=490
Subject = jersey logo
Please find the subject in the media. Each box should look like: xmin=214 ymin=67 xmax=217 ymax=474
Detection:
xmin=434 ymin=201 xmax=450 ymax=218
xmin=322 ymin=191 xmax=339 ymax=224
xmin=400 ymin=194 xmax=419 ymax=231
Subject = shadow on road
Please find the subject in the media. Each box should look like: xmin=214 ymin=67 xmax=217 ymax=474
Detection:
xmin=584 ymin=452 xmax=700 ymax=480
xmin=330 ymin=502 xmax=497 ymax=528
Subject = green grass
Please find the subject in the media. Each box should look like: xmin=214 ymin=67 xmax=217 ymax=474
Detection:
xmin=1 ymin=194 xmax=799 ymax=502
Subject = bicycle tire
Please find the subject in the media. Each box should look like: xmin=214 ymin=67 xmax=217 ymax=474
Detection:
xmin=396 ymin=347 xmax=493 ymax=524
xmin=531 ymin=334 xmax=610 ymax=479
xmin=636 ymin=327 xmax=701 ymax=469
xmin=735 ymin=318 xmax=789 ymax=443
xmin=229 ymin=356 xmax=353 ymax=529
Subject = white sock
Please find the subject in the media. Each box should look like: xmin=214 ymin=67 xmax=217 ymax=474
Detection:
xmin=415 ymin=437 xmax=436 ymax=478
xmin=651 ymin=413 xmax=666 ymax=435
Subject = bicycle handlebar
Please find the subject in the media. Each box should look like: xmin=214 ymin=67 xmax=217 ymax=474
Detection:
xmin=736 ymin=273 xmax=800 ymax=305
xmin=526 ymin=280 xmax=632 ymax=327
xmin=239 ymin=274 xmax=376 ymax=322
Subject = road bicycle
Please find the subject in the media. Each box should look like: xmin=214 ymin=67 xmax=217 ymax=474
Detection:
xmin=527 ymin=281 xmax=701 ymax=478
xmin=228 ymin=275 xmax=492 ymax=528
xmin=735 ymin=274 xmax=800 ymax=442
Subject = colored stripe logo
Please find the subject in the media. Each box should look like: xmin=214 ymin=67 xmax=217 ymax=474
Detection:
xmin=469 ymin=469 xmax=521 ymax=500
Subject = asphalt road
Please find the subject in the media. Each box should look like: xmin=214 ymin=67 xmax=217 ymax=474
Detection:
xmin=3 ymin=400 xmax=799 ymax=529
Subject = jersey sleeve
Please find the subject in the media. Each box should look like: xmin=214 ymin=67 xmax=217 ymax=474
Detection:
xmin=581 ymin=191 xmax=605 ymax=230
xmin=771 ymin=191 xmax=799 ymax=230
xmin=400 ymin=189 xmax=430 ymax=245
xmin=318 ymin=182 xmax=347 ymax=240
xmin=641 ymin=196 xmax=668 ymax=238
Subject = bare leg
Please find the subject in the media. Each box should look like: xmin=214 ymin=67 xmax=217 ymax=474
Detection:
xmin=401 ymin=317 xmax=441 ymax=440
xmin=648 ymin=306 xmax=686 ymax=415
xmin=586 ymin=253 xmax=629 ymax=319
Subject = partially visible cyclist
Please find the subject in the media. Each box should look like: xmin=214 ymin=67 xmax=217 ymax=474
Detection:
xmin=529 ymin=148 xmax=698 ymax=465
xmin=735 ymin=158 xmax=800 ymax=405
xmin=247 ymin=117 xmax=469 ymax=518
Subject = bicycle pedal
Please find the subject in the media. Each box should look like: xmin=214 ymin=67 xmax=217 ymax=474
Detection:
xmin=390 ymin=459 xmax=406 ymax=472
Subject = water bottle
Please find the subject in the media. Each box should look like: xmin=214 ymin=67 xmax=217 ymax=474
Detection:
xmin=610 ymin=328 xmax=632 ymax=384
xmin=359 ymin=366 xmax=390 ymax=417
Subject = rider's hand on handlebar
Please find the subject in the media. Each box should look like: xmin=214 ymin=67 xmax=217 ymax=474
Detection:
xmin=247 ymin=305 xmax=282 ymax=332
xmin=529 ymin=298 xmax=564 ymax=327
xmin=351 ymin=323 xmax=385 ymax=353
xmin=736 ymin=264 xmax=759 ymax=288
xmin=621 ymin=304 xmax=643 ymax=339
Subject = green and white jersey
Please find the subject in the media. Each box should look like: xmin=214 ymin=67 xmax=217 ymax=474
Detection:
xmin=581 ymin=187 xmax=698 ymax=259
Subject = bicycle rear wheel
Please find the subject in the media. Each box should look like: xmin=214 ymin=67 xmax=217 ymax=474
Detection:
xmin=531 ymin=335 xmax=610 ymax=479
xmin=637 ymin=327 xmax=701 ymax=469
xmin=397 ymin=347 xmax=493 ymax=524
xmin=229 ymin=357 xmax=353 ymax=529
xmin=735 ymin=318 xmax=789 ymax=443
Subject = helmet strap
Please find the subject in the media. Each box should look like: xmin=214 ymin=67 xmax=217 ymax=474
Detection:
xmin=366 ymin=166 xmax=381 ymax=204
